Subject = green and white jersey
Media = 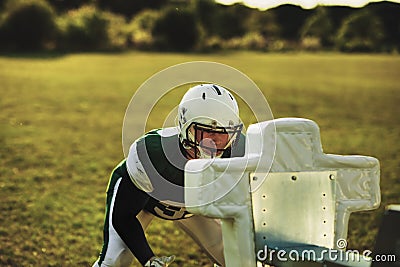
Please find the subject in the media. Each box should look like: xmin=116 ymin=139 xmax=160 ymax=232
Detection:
xmin=126 ymin=127 xmax=245 ymax=205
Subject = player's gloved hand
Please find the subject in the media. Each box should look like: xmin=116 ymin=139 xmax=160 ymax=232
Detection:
xmin=144 ymin=255 xmax=175 ymax=267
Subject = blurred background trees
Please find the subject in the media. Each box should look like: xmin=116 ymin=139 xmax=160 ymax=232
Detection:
xmin=0 ymin=0 xmax=57 ymax=50
xmin=0 ymin=0 xmax=399 ymax=53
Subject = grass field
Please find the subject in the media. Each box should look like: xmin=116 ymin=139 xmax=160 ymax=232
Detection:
xmin=0 ymin=51 xmax=399 ymax=266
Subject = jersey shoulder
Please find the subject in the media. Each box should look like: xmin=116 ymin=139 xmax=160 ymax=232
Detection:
xmin=139 ymin=127 xmax=179 ymax=161
xmin=136 ymin=127 xmax=186 ymax=186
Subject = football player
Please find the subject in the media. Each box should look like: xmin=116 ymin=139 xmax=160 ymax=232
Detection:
xmin=92 ymin=84 xmax=245 ymax=267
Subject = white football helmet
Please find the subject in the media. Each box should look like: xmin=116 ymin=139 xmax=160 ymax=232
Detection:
xmin=178 ymin=84 xmax=243 ymax=159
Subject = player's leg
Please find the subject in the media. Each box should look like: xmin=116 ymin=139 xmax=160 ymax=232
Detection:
xmin=137 ymin=210 xmax=154 ymax=230
xmin=93 ymin=176 xmax=134 ymax=267
xmin=137 ymin=211 xmax=176 ymax=267
xmin=173 ymin=216 xmax=225 ymax=266
xmin=93 ymin=172 xmax=156 ymax=267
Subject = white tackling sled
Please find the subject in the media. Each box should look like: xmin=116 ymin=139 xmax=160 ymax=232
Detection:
xmin=184 ymin=118 xmax=380 ymax=267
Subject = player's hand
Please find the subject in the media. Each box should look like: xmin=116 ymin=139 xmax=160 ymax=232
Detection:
xmin=144 ymin=255 xmax=175 ymax=267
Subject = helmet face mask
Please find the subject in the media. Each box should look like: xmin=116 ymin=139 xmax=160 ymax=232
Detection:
xmin=183 ymin=121 xmax=243 ymax=159
xmin=178 ymin=83 xmax=243 ymax=159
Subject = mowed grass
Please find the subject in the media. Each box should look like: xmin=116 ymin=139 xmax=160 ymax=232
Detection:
xmin=0 ymin=51 xmax=399 ymax=266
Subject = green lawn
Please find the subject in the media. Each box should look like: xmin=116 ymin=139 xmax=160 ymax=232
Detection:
xmin=0 ymin=51 xmax=399 ymax=266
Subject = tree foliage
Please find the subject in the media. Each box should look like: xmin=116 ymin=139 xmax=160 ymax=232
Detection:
xmin=245 ymin=9 xmax=280 ymax=39
xmin=273 ymin=4 xmax=312 ymax=41
xmin=0 ymin=0 xmax=398 ymax=53
xmin=56 ymin=5 xmax=127 ymax=51
xmin=45 ymin=0 xmax=94 ymax=14
xmin=152 ymin=7 xmax=200 ymax=51
xmin=95 ymin=0 xmax=166 ymax=18
xmin=0 ymin=0 xmax=57 ymax=51
xmin=335 ymin=9 xmax=385 ymax=52
xmin=300 ymin=7 xmax=334 ymax=47
xmin=127 ymin=9 xmax=160 ymax=49
xmin=371 ymin=2 xmax=400 ymax=52
xmin=56 ymin=5 xmax=108 ymax=51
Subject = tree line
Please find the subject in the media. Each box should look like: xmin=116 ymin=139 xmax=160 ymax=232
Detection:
xmin=0 ymin=0 xmax=399 ymax=53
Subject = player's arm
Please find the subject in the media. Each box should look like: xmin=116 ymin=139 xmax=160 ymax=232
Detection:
xmin=111 ymin=168 xmax=155 ymax=265
xmin=104 ymin=141 xmax=154 ymax=265
xmin=116 ymin=141 xmax=175 ymax=266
